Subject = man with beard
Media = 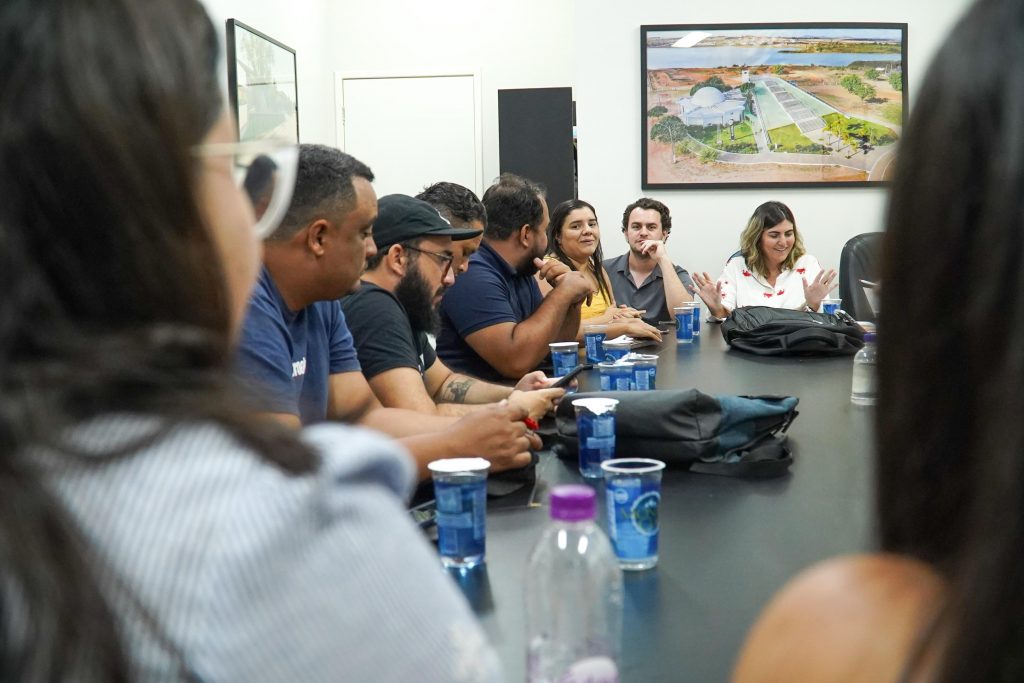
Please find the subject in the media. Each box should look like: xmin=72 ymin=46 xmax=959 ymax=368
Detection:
xmin=342 ymin=194 xmax=563 ymax=417
xmin=236 ymin=146 xmax=540 ymax=479
xmin=436 ymin=174 xmax=594 ymax=381
xmin=604 ymin=197 xmax=694 ymax=325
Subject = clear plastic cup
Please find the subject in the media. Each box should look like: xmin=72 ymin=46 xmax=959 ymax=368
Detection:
xmin=822 ymin=297 xmax=842 ymax=315
xmin=686 ymin=300 xmax=701 ymax=336
xmin=597 ymin=361 xmax=634 ymax=391
xmin=428 ymin=458 xmax=490 ymax=568
xmin=572 ymin=398 xmax=619 ymax=479
xmin=672 ymin=306 xmax=694 ymax=344
xmin=601 ymin=339 xmax=632 ymax=361
xmin=549 ymin=341 xmax=580 ymax=378
xmin=626 ymin=354 xmax=658 ymax=390
xmin=583 ymin=324 xmax=609 ymax=364
xmin=601 ymin=458 xmax=666 ymax=570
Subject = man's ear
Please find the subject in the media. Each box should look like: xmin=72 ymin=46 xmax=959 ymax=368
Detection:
xmin=518 ymin=224 xmax=533 ymax=247
xmin=387 ymin=244 xmax=408 ymax=276
xmin=305 ymin=219 xmax=330 ymax=256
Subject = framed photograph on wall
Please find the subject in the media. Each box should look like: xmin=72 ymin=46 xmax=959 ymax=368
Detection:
xmin=226 ymin=19 xmax=299 ymax=143
xmin=641 ymin=22 xmax=907 ymax=189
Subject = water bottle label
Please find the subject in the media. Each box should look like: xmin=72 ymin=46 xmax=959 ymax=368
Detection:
xmin=561 ymin=656 xmax=619 ymax=683
xmin=591 ymin=416 xmax=614 ymax=437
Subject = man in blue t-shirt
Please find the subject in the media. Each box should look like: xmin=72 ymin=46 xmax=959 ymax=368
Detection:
xmin=436 ymin=174 xmax=594 ymax=381
xmin=236 ymin=145 xmax=539 ymax=477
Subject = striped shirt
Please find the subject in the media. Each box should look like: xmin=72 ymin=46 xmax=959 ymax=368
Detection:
xmin=31 ymin=417 xmax=501 ymax=682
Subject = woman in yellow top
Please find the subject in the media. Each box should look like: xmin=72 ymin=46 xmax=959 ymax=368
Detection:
xmin=539 ymin=199 xmax=661 ymax=343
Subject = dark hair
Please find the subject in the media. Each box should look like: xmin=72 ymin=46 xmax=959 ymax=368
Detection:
xmin=0 ymin=0 xmax=313 ymax=679
xmin=738 ymin=201 xmax=806 ymax=279
xmin=546 ymin=199 xmax=611 ymax=304
xmin=621 ymin=197 xmax=672 ymax=234
xmin=416 ymin=181 xmax=487 ymax=227
xmin=877 ymin=0 xmax=1024 ymax=680
xmin=268 ymin=144 xmax=374 ymax=241
xmin=480 ymin=173 xmax=546 ymax=240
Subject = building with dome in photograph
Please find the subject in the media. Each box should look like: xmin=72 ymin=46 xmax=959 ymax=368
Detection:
xmin=676 ymin=86 xmax=746 ymax=127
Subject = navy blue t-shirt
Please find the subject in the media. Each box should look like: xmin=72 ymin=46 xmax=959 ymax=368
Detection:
xmin=436 ymin=241 xmax=543 ymax=381
xmin=236 ymin=267 xmax=361 ymax=424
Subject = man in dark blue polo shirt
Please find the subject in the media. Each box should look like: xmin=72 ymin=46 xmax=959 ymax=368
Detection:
xmin=437 ymin=174 xmax=593 ymax=382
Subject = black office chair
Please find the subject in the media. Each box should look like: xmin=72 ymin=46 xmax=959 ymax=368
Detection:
xmin=838 ymin=232 xmax=883 ymax=321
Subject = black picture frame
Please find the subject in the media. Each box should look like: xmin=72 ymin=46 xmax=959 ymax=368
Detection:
xmin=641 ymin=22 xmax=908 ymax=190
xmin=226 ymin=19 xmax=300 ymax=143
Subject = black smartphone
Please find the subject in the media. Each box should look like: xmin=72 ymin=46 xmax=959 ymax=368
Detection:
xmin=551 ymin=363 xmax=594 ymax=389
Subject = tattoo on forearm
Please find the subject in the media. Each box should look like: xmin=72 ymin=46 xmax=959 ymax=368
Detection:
xmin=442 ymin=378 xmax=476 ymax=404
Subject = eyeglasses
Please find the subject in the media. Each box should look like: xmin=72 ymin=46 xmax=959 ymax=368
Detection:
xmin=404 ymin=245 xmax=454 ymax=279
xmin=192 ymin=139 xmax=299 ymax=239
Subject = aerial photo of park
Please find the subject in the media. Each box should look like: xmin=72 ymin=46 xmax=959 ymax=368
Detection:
xmin=642 ymin=25 xmax=905 ymax=187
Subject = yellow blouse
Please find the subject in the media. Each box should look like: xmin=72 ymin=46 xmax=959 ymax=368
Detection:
xmin=542 ymin=255 xmax=614 ymax=320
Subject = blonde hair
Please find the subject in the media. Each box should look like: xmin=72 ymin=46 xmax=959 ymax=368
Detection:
xmin=739 ymin=201 xmax=806 ymax=279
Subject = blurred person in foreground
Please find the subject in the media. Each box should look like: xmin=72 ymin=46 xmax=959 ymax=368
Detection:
xmin=733 ymin=1 xmax=1024 ymax=681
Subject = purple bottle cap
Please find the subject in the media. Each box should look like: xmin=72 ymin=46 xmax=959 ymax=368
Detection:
xmin=549 ymin=485 xmax=596 ymax=522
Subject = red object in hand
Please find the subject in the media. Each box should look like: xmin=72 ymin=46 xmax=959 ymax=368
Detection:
xmin=523 ymin=417 xmax=540 ymax=431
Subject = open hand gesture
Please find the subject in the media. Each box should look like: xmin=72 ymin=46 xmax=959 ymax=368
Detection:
xmin=691 ymin=271 xmax=726 ymax=317
xmin=802 ymin=268 xmax=838 ymax=311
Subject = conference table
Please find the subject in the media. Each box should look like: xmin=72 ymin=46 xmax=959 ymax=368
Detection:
xmin=449 ymin=325 xmax=874 ymax=682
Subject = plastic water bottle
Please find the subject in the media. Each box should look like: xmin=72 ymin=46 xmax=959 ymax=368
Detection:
xmin=851 ymin=332 xmax=877 ymax=405
xmin=526 ymin=485 xmax=623 ymax=683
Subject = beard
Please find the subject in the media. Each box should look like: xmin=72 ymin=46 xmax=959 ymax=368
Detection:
xmin=516 ymin=238 xmax=547 ymax=277
xmin=394 ymin=261 xmax=443 ymax=335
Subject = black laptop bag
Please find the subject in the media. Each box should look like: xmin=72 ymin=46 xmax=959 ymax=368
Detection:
xmin=720 ymin=306 xmax=865 ymax=357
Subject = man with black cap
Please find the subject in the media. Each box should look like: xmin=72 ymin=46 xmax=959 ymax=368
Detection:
xmin=236 ymin=145 xmax=540 ymax=478
xmin=343 ymin=194 xmax=564 ymax=418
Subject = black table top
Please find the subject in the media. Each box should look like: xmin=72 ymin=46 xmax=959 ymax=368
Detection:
xmin=450 ymin=326 xmax=874 ymax=682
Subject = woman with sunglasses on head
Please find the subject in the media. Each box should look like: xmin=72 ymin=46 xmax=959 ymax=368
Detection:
xmin=692 ymin=201 xmax=838 ymax=319
xmin=0 ymin=1 xmax=497 ymax=681
xmin=540 ymin=199 xmax=662 ymax=344
xmin=734 ymin=0 xmax=1024 ymax=681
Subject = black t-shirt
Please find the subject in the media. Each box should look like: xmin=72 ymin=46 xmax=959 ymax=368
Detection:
xmin=340 ymin=282 xmax=437 ymax=381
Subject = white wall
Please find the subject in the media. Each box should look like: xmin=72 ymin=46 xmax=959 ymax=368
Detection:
xmin=200 ymin=0 xmax=977 ymax=278
xmin=202 ymin=0 xmax=337 ymax=145
xmin=327 ymin=0 xmax=575 ymax=190
xmin=575 ymin=0 xmax=974 ymax=278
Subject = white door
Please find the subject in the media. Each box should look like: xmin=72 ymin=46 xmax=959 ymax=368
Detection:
xmin=335 ymin=70 xmax=482 ymax=198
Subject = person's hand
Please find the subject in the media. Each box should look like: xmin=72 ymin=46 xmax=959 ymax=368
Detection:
xmin=508 ymin=387 xmax=565 ymax=419
xmin=802 ymin=268 xmax=838 ymax=311
xmin=534 ymin=258 xmax=571 ymax=287
xmin=691 ymin=271 xmax=725 ymax=313
xmin=446 ymin=403 xmax=539 ymax=472
xmin=608 ymin=305 xmax=645 ymax=320
xmin=554 ymin=270 xmax=595 ymax=305
xmin=622 ymin=319 xmax=662 ymax=342
xmin=639 ymin=239 xmax=670 ymax=262
xmin=515 ymin=370 xmax=556 ymax=391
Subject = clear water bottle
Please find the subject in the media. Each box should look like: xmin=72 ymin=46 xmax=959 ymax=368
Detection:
xmin=851 ymin=332 xmax=878 ymax=405
xmin=526 ymin=485 xmax=623 ymax=683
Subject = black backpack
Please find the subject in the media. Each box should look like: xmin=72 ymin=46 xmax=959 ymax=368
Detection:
xmin=721 ymin=306 xmax=865 ymax=356
xmin=552 ymin=389 xmax=799 ymax=478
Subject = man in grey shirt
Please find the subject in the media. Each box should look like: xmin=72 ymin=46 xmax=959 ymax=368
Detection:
xmin=603 ymin=197 xmax=695 ymax=324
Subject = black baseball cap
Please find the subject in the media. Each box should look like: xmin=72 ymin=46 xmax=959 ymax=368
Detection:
xmin=373 ymin=194 xmax=483 ymax=249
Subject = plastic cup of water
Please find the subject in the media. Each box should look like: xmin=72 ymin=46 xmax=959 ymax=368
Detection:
xmin=601 ymin=458 xmax=666 ymax=570
xmin=686 ymin=301 xmax=701 ymax=336
xmin=601 ymin=338 xmax=632 ymax=361
xmin=549 ymin=341 xmax=579 ymax=378
xmin=673 ymin=306 xmax=694 ymax=344
xmin=428 ymin=458 xmax=490 ymax=569
xmin=822 ymin=297 xmax=842 ymax=315
xmin=597 ymin=361 xmax=633 ymax=391
xmin=583 ymin=324 xmax=608 ymax=364
xmin=572 ymin=398 xmax=618 ymax=479
xmin=627 ymin=354 xmax=658 ymax=390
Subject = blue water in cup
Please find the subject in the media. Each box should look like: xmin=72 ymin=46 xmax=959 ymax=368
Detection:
xmin=823 ymin=299 xmax=841 ymax=315
xmin=601 ymin=458 xmax=666 ymax=570
xmin=602 ymin=342 xmax=631 ymax=361
xmin=690 ymin=302 xmax=701 ymax=336
xmin=549 ymin=342 xmax=579 ymax=377
xmin=598 ymin=362 xmax=633 ymax=391
xmin=630 ymin=356 xmax=658 ymax=390
xmin=433 ymin=475 xmax=487 ymax=568
xmin=573 ymin=398 xmax=619 ymax=479
xmin=584 ymin=330 xmax=607 ymax=364
xmin=674 ymin=308 xmax=694 ymax=344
